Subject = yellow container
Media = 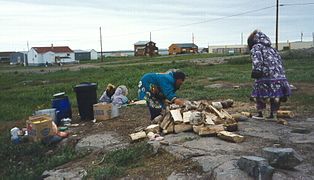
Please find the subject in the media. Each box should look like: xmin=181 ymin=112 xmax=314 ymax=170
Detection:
xmin=27 ymin=115 xmax=53 ymax=142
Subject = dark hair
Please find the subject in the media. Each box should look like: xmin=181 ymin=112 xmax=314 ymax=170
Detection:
xmin=247 ymin=30 xmax=258 ymax=50
xmin=173 ymin=71 xmax=186 ymax=81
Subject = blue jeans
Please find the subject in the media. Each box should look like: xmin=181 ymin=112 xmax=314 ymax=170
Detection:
xmin=148 ymin=106 xmax=162 ymax=120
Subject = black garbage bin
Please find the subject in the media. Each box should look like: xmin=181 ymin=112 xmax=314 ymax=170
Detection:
xmin=74 ymin=82 xmax=97 ymax=120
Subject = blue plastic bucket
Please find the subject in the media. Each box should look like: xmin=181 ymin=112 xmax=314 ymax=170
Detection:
xmin=51 ymin=95 xmax=72 ymax=125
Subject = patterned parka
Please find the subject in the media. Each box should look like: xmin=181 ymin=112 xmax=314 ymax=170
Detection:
xmin=250 ymin=31 xmax=291 ymax=98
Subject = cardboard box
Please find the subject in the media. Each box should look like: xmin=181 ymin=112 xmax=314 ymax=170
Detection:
xmin=93 ymin=103 xmax=119 ymax=121
xmin=27 ymin=115 xmax=53 ymax=142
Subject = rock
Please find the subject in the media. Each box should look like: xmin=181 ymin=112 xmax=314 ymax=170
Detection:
xmin=75 ymin=132 xmax=128 ymax=152
xmin=211 ymin=102 xmax=223 ymax=110
xmin=262 ymin=147 xmax=303 ymax=169
xmin=221 ymin=99 xmax=234 ymax=108
xmin=147 ymin=141 xmax=160 ymax=155
xmin=42 ymin=167 xmax=87 ymax=180
xmin=212 ymin=160 xmax=251 ymax=180
xmin=291 ymin=128 xmax=311 ymax=134
xmin=205 ymin=84 xmax=224 ymax=89
xmin=305 ymin=117 xmax=314 ymax=122
xmin=167 ymin=171 xmax=209 ymax=180
xmin=237 ymin=156 xmax=274 ymax=180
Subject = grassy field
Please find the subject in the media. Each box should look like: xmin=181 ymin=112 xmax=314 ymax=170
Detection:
xmin=0 ymin=52 xmax=313 ymax=178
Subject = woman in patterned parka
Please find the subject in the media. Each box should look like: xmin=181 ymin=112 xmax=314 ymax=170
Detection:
xmin=247 ymin=30 xmax=291 ymax=120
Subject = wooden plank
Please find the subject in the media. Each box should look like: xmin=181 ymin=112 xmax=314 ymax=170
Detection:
xmin=217 ymin=131 xmax=244 ymax=143
xmin=198 ymin=124 xmax=225 ymax=136
xmin=129 ymin=131 xmax=146 ymax=141
xmin=170 ymin=109 xmax=183 ymax=124
xmin=183 ymin=111 xmax=192 ymax=123
xmin=174 ymin=123 xmax=193 ymax=133
xmin=277 ymin=110 xmax=294 ymax=118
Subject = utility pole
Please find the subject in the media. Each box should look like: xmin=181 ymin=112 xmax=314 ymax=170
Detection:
xmin=301 ymin=32 xmax=303 ymax=42
xmin=99 ymin=27 xmax=103 ymax=62
xmin=149 ymin=32 xmax=152 ymax=57
xmin=275 ymin=0 xmax=279 ymax=50
xmin=312 ymin=32 xmax=314 ymax=46
xmin=241 ymin=32 xmax=243 ymax=45
xmin=192 ymin=33 xmax=194 ymax=44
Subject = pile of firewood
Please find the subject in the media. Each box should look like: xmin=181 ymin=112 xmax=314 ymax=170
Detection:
xmin=130 ymin=99 xmax=245 ymax=143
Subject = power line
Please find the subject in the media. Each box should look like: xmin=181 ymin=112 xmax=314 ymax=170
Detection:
xmin=97 ymin=2 xmax=314 ymax=39
xmin=281 ymin=2 xmax=314 ymax=6
xmin=102 ymin=5 xmax=276 ymax=38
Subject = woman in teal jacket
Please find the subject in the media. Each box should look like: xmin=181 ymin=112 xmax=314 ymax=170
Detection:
xmin=138 ymin=71 xmax=186 ymax=120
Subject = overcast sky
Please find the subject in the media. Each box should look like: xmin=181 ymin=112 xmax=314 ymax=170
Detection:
xmin=0 ymin=0 xmax=313 ymax=51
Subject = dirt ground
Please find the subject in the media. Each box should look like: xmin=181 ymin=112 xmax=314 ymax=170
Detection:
xmin=4 ymin=81 xmax=313 ymax=179
xmin=53 ymin=92 xmax=314 ymax=179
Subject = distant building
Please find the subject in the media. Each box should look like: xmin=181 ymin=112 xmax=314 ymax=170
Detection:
xmin=0 ymin=51 xmax=15 ymax=63
xmin=101 ymin=50 xmax=134 ymax=57
xmin=28 ymin=45 xmax=75 ymax=66
xmin=74 ymin=49 xmax=98 ymax=61
xmin=277 ymin=41 xmax=313 ymax=51
xmin=208 ymin=45 xmax=248 ymax=55
xmin=134 ymin=41 xmax=158 ymax=56
xmin=10 ymin=51 xmax=28 ymax=65
xmin=168 ymin=43 xmax=198 ymax=55
xmin=208 ymin=41 xmax=314 ymax=54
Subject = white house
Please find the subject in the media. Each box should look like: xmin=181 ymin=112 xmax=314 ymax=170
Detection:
xmin=27 ymin=45 xmax=75 ymax=66
xmin=88 ymin=49 xmax=98 ymax=60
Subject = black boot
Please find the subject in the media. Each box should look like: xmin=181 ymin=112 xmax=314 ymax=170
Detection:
xmin=252 ymin=111 xmax=264 ymax=120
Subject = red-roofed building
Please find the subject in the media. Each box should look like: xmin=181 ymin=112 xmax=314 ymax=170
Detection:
xmin=28 ymin=44 xmax=75 ymax=65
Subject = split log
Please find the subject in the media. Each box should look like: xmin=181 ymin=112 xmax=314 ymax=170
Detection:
xmin=160 ymin=112 xmax=172 ymax=130
xmin=197 ymin=102 xmax=208 ymax=111
xmin=193 ymin=124 xmax=204 ymax=134
xmin=208 ymin=105 xmax=225 ymax=119
xmin=231 ymin=113 xmax=248 ymax=122
xmin=146 ymin=132 xmax=155 ymax=139
xmin=217 ymin=131 xmax=244 ymax=143
xmin=183 ymin=111 xmax=192 ymax=123
xmin=189 ymin=111 xmax=206 ymax=125
xmin=220 ymin=109 xmax=233 ymax=120
xmin=145 ymin=124 xmax=160 ymax=133
xmin=129 ymin=131 xmax=146 ymax=141
xmin=162 ymin=121 xmax=174 ymax=134
xmin=170 ymin=109 xmax=183 ymax=124
xmin=198 ymin=124 xmax=225 ymax=136
xmin=174 ymin=123 xmax=193 ymax=133
xmin=277 ymin=110 xmax=294 ymax=118
xmin=241 ymin=112 xmax=252 ymax=118
xmin=277 ymin=118 xmax=288 ymax=125
xmin=204 ymin=112 xmax=216 ymax=125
